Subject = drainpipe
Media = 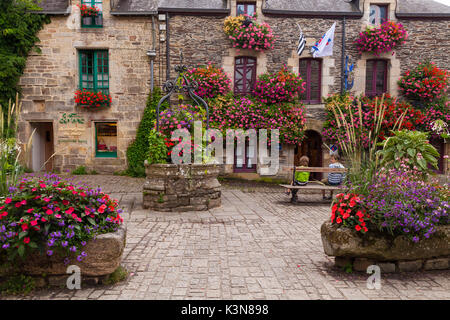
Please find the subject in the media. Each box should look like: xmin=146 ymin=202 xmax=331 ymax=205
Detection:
xmin=146 ymin=15 xmax=157 ymax=93
xmin=341 ymin=15 xmax=346 ymax=94
xmin=166 ymin=12 xmax=170 ymax=81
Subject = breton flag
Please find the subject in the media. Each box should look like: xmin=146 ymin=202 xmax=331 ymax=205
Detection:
xmin=311 ymin=22 xmax=336 ymax=58
xmin=296 ymin=23 xmax=306 ymax=56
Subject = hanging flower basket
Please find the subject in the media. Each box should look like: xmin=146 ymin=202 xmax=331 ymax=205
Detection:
xmin=77 ymin=4 xmax=101 ymax=17
xmin=355 ymin=21 xmax=408 ymax=56
xmin=74 ymin=89 xmax=111 ymax=109
xmin=223 ymin=15 xmax=275 ymax=51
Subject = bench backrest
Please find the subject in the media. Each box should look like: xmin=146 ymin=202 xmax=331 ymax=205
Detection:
xmin=292 ymin=166 xmax=348 ymax=173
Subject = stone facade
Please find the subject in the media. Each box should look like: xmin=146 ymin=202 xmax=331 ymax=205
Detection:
xmin=18 ymin=0 xmax=450 ymax=176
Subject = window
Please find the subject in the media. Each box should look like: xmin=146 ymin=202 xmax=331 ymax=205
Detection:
xmin=95 ymin=122 xmax=117 ymax=158
xmin=365 ymin=59 xmax=387 ymax=97
xmin=237 ymin=2 xmax=256 ymax=16
xmin=233 ymin=138 xmax=257 ymax=173
xmin=369 ymin=4 xmax=388 ymax=25
xmin=234 ymin=57 xmax=257 ymax=96
xmin=81 ymin=0 xmax=103 ymax=28
xmin=299 ymin=58 xmax=321 ymax=104
xmin=79 ymin=50 xmax=109 ymax=94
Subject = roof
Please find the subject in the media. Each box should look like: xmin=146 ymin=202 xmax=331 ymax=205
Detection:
xmin=32 ymin=0 xmax=70 ymax=14
xmin=110 ymin=0 xmax=158 ymax=15
xmin=396 ymin=0 xmax=450 ymax=18
xmin=262 ymin=0 xmax=362 ymax=16
xmin=157 ymin=0 xmax=229 ymax=13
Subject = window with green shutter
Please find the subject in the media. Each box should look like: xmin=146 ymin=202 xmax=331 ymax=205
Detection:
xmin=80 ymin=0 xmax=103 ymax=28
xmin=79 ymin=50 xmax=109 ymax=94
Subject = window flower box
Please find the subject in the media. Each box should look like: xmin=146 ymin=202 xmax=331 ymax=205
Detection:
xmin=355 ymin=21 xmax=408 ymax=56
xmin=223 ymin=15 xmax=275 ymax=51
xmin=75 ymin=89 xmax=111 ymax=109
xmin=77 ymin=3 xmax=100 ymax=17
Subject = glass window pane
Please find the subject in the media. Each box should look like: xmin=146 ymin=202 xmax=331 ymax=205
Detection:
xmin=247 ymin=5 xmax=256 ymax=16
xmin=237 ymin=4 xmax=245 ymax=16
xmin=365 ymin=60 xmax=374 ymax=94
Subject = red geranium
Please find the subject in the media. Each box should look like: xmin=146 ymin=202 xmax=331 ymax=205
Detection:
xmin=77 ymin=4 xmax=100 ymax=17
xmin=331 ymin=193 xmax=369 ymax=233
xmin=74 ymin=89 xmax=111 ymax=109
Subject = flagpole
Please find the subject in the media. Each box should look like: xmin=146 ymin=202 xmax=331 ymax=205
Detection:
xmin=341 ymin=15 xmax=346 ymax=94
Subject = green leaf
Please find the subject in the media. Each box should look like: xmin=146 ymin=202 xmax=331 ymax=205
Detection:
xmin=18 ymin=231 xmax=27 ymax=239
xmin=18 ymin=244 xmax=25 ymax=257
xmin=417 ymin=158 xmax=427 ymax=170
xmin=407 ymin=148 xmax=416 ymax=158
xmin=87 ymin=217 xmax=96 ymax=225
xmin=28 ymin=241 xmax=38 ymax=249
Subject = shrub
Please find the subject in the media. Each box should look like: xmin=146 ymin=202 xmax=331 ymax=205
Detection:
xmin=252 ymin=65 xmax=305 ymax=104
xmin=126 ymin=88 xmax=166 ymax=177
xmin=185 ymin=63 xmax=231 ymax=99
xmin=0 ymin=0 xmax=50 ymax=108
xmin=355 ymin=21 xmax=408 ymax=56
xmin=364 ymin=166 xmax=449 ymax=242
xmin=378 ymin=130 xmax=440 ymax=175
xmin=71 ymin=166 xmax=88 ymax=175
xmin=0 ymin=173 xmax=123 ymax=264
xmin=147 ymin=129 xmax=168 ymax=165
xmin=74 ymin=89 xmax=111 ymax=109
xmin=331 ymin=193 xmax=369 ymax=234
xmin=223 ymin=15 xmax=275 ymax=51
xmin=209 ymin=94 xmax=306 ymax=145
xmin=398 ymin=62 xmax=449 ymax=104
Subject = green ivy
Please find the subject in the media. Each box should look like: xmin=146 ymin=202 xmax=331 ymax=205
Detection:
xmin=125 ymin=88 xmax=168 ymax=176
xmin=147 ymin=129 xmax=168 ymax=165
xmin=0 ymin=0 xmax=50 ymax=108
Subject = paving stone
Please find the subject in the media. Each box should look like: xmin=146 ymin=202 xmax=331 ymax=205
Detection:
xmin=4 ymin=176 xmax=450 ymax=300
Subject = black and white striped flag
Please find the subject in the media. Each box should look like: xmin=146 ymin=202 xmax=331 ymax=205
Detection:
xmin=297 ymin=23 xmax=306 ymax=56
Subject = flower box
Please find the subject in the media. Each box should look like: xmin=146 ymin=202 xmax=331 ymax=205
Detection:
xmin=77 ymin=4 xmax=100 ymax=17
xmin=74 ymin=89 xmax=111 ymax=109
xmin=223 ymin=15 xmax=275 ymax=51
xmin=355 ymin=21 xmax=408 ymax=56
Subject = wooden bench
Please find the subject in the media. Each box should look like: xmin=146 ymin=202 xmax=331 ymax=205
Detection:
xmin=279 ymin=167 xmax=348 ymax=203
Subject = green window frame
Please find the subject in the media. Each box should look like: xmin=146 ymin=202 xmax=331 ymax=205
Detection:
xmin=81 ymin=0 xmax=103 ymax=28
xmin=79 ymin=50 xmax=109 ymax=94
xmin=95 ymin=122 xmax=118 ymax=158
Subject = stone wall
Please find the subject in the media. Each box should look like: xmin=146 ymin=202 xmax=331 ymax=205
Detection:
xmin=18 ymin=0 xmax=158 ymax=173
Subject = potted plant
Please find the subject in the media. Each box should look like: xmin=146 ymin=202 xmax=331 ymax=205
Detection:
xmin=355 ymin=21 xmax=408 ymax=56
xmin=74 ymin=89 xmax=111 ymax=109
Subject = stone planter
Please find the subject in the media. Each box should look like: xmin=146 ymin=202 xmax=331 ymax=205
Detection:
xmin=0 ymin=225 xmax=126 ymax=282
xmin=321 ymin=221 xmax=450 ymax=272
xmin=143 ymin=161 xmax=222 ymax=211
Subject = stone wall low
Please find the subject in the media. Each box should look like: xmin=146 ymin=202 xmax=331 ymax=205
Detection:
xmin=143 ymin=162 xmax=222 ymax=211
xmin=321 ymin=221 xmax=450 ymax=273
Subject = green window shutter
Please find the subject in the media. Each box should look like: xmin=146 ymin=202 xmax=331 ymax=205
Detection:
xmin=79 ymin=50 xmax=109 ymax=94
xmin=81 ymin=0 xmax=103 ymax=28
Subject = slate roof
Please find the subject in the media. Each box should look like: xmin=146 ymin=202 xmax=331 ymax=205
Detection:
xmin=157 ymin=0 xmax=229 ymax=13
xmin=262 ymin=0 xmax=362 ymax=16
xmin=32 ymin=0 xmax=70 ymax=14
xmin=397 ymin=0 xmax=450 ymax=17
xmin=110 ymin=0 xmax=158 ymax=15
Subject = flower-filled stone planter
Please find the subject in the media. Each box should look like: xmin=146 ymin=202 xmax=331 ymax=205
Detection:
xmin=321 ymin=221 xmax=450 ymax=272
xmin=355 ymin=21 xmax=408 ymax=56
xmin=0 ymin=174 xmax=126 ymax=284
xmin=223 ymin=15 xmax=275 ymax=51
xmin=74 ymin=89 xmax=111 ymax=109
xmin=143 ymin=162 xmax=222 ymax=212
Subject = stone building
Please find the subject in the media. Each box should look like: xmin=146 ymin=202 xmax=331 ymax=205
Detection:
xmin=18 ymin=0 xmax=450 ymax=179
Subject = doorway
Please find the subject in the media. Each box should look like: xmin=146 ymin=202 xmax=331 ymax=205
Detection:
xmin=30 ymin=122 xmax=54 ymax=172
xmin=295 ymin=130 xmax=323 ymax=180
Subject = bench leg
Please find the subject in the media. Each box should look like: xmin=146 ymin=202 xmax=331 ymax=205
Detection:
xmin=291 ymin=189 xmax=298 ymax=203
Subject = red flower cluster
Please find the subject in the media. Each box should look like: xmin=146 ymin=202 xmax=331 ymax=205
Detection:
xmin=74 ymin=89 xmax=111 ymax=109
xmin=331 ymin=193 xmax=369 ymax=233
xmin=77 ymin=4 xmax=100 ymax=17
xmin=398 ymin=62 xmax=449 ymax=103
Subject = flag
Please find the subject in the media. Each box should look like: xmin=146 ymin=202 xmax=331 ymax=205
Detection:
xmin=296 ymin=23 xmax=306 ymax=56
xmin=311 ymin=22 xmax=336 ymax=58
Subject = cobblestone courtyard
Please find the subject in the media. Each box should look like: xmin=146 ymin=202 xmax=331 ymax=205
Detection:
xmin=4 ymin=175 xmax=449 ymax=300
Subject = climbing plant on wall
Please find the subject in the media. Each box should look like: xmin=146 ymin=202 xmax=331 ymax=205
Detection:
xmin=0 ymin=0 xmax=50 ymax=108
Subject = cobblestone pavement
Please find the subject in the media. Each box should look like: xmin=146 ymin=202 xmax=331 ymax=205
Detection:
xmin=4 ymin=175 xmax=449 ymax=300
